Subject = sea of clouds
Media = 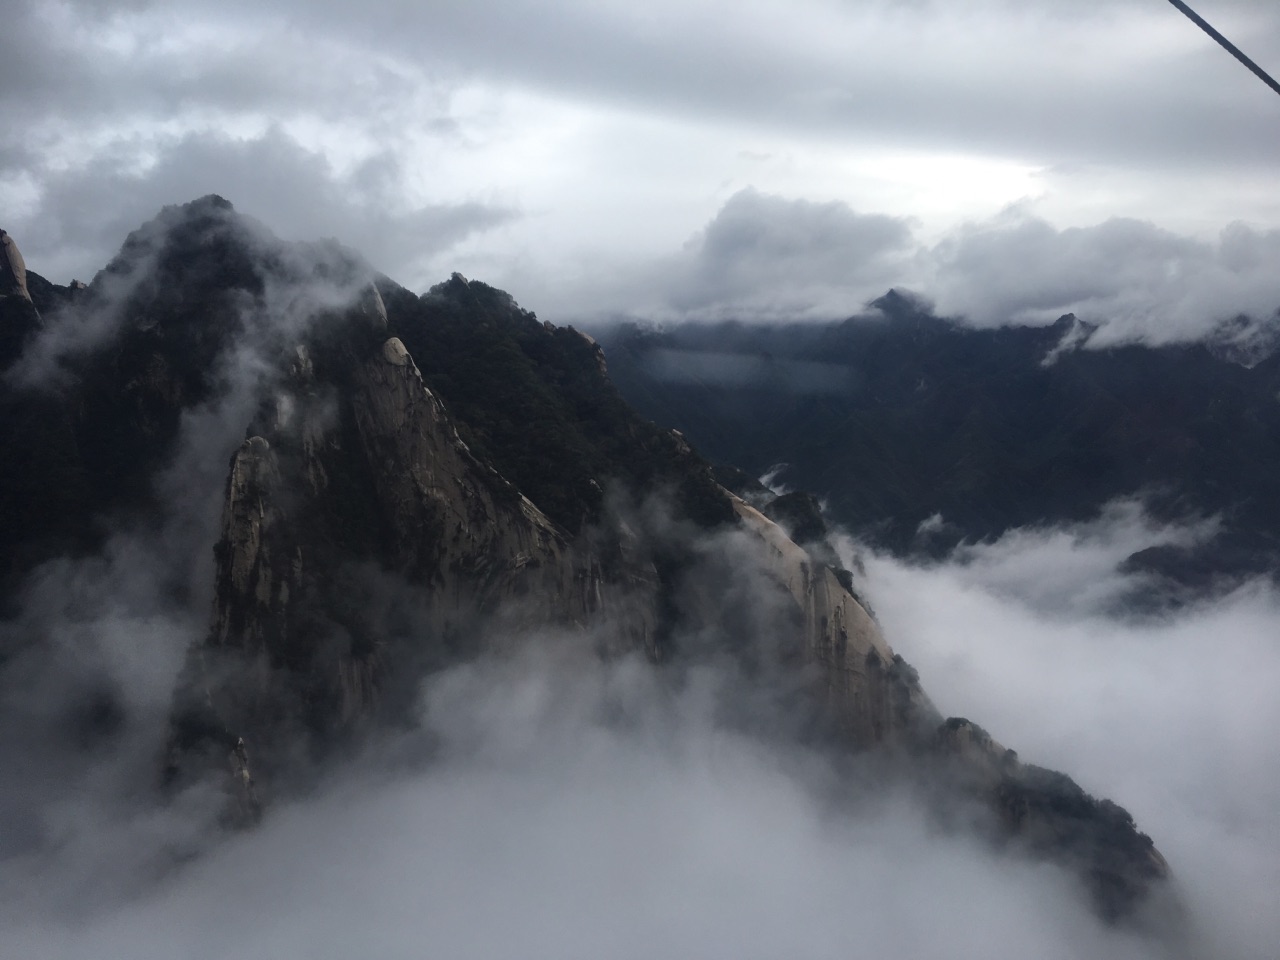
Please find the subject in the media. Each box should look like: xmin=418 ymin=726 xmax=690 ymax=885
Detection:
xmin=3 ymin=496 xmax=1277 ymax=959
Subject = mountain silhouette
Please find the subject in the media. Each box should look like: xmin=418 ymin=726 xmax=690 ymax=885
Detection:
xmin=0 ymin=199 xmax=1176 ymax=925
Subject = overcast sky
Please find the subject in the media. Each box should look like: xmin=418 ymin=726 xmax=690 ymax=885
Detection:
xmin=5 ymin=0 xmax=1280 ymax=337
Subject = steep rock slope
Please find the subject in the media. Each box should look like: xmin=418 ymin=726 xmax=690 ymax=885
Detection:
xmin=0 ymin=229 xmax=30 ymax=301
xmin=731 ymin=495 xmax=935 ymax=745
xmin=2 ymin=198 xmax=1168 ymax=922
xmin=169 ymin=285 xmax=661 ymax=796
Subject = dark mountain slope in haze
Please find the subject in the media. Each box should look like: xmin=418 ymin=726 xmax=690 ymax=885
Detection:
xmin=595 ymin=294 xmax=1280 ymax=594
xmin=1 ymin=198 xmax=369 ymax=596
xmin=0 ymin=200 xmax=1174 ymax=929
xmin=379 ymin=275 xmax=732 ymax=533
xmin=0 ymin=199 xmax=729 ymax=599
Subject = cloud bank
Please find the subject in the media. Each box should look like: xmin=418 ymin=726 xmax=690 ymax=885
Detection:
xmin=0 ymin=640 xmax=1182 ymax=960
xmin=592 ymin=190 xmax=1280 ymax=346
xmin=2 ymin=425 xmax=1274 ymax=960
xmin=858 ymin=508 xmax=1280 ymax=960
xmin=660 ymin=189 xmax=915 ymax=319
xmin=5 ymin=0 xmax=1280 ymax=335
xmin=928 ymin=214 xmax=1280 ymax=345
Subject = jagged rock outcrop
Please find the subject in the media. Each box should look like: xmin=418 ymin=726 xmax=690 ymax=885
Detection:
xmin=0 ymin=197 xmax=1172 ymax=925
xmin=0 ymin=233 xmax=87 ymax=594
xmin=348 ymin=332 xmax=576 ymax=611
xmin=760 ymin=489 xmax=862 ymax=593
xmin=732 ymin=495 xmax=938 ymax=745
xmin=169 ymin=276 xmax=947 ymax=786
xmin=169 ymin=285 xmax=661 ymax=793
xmin=761 ymin=490 xmax=829 ymax=549
xmin=177 ymin=298 xmax=1168 ymax=916
xmin=734 ymin=492 xmax=1169 ymax=919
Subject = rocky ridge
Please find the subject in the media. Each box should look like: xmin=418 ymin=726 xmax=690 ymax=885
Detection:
xmin=0 ymin=198 xmax=1170 ymax=923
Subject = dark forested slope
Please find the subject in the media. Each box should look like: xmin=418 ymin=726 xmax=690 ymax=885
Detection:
xmin=596 ymin=293 xmax=1280 ymax=590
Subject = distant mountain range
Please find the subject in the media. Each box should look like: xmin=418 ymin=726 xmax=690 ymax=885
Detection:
xmin=594 ymin=292 xmax=1280 ymax=604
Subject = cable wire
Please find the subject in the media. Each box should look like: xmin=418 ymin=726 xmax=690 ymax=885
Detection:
xmin=1165 ymin=0 xmax=1280 ymax=99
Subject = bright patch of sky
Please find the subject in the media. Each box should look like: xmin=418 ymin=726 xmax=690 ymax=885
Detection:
xmin=4 ymin=0 xmax=1280 ymax=336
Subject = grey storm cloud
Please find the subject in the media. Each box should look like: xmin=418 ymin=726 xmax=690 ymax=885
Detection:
xmin=615 ymin=189 xmax=1280 ymax=345
xmin=0 ymin=0 xmax=441 ymax=127
xmin=7 ymin=127 xmax=513 ymax=288
xmin=927 ymin=213 xmax=1280 ymax=344
xmin=664 ymin=188 xmax=914 ymax=318
xmin=5 ymin=0 xmax=1280 ymax=319
xmin=10 ymin=0 xmax=1280 ymax=169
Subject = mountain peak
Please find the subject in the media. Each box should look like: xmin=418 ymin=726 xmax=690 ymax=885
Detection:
xmin=2 ymin=198 xmax=1178 ymax=931
xmin=190 ymin=193 xmax=235 ymax=212
xmin=869 ymin=287 xmax=932 ymax=319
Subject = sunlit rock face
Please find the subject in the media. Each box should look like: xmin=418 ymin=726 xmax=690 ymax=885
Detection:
xmin=0 ymin=229 xmax=42 ymax=379
xmin=731 ymin=496 xmax=939 ymax=746
xmin=0 ymin=229 xmax=30 ymax=302
xmin=5 ymin=196 xmax=1170 ymax=925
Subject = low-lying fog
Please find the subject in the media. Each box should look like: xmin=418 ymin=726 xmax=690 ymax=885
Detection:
xmin=2 ymin=503 xmax=1276 ymax=959
xmin=857 ymin=507 xmax=1280 ymax=960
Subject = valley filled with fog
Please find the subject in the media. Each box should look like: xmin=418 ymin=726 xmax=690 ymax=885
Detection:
xmin=2 ymin=484 xmax=1274 ymax=959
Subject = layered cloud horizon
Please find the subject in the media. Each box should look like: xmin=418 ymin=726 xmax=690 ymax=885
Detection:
xmin=6 ymin=0 xmax=1280 ymax=343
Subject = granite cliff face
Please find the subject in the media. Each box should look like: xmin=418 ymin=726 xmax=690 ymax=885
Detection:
xmin=0 ymin=198 xmax=1169 ymax=923
xmin=0 ymin=229 xmax=30 ymax=302
xmin=168 ymin=282 xmax=661 ymax=797
xmin=730 ymin=495 xmax=938 ymax=746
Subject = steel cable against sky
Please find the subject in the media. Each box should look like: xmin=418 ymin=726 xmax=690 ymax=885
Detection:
xmin=1166 ymin=0 xmax=1280 ymax=99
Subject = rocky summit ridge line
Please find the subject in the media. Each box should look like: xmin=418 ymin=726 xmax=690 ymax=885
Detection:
xmin=0 ymin=197 xmax=1173 ymax=928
